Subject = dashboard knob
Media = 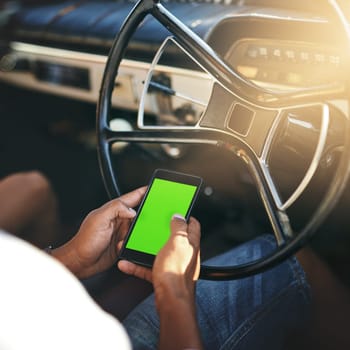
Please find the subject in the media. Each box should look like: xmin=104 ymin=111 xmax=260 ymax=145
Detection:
xmin=0 ymin=53 xmax=30 ymax=72
xmin=0 ymin=53 xmax=16 ymax=72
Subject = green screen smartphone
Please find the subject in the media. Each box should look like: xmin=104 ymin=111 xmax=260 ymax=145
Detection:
xmin=119 ymin=168 xmax=202 ymax=267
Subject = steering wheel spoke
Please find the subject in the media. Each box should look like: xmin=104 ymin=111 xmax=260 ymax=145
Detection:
xmin=105 ymin=127 xmax=219 ymax=146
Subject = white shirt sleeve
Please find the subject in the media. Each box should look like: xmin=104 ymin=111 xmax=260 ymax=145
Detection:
xmin=0 ymin=230 xmax=132 ymax=350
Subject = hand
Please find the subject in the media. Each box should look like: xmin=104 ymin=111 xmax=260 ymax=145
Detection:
xmin=52 ymin=186 xmax=147 ymax=279
xmin=153 ymin=214 xmax=201 ymax=299
xmin=118 ymin=214 xmax=201 ymax=296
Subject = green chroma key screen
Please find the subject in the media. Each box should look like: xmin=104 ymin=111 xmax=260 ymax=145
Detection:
xmin=126 ymin=178 xmax=198 ymax=255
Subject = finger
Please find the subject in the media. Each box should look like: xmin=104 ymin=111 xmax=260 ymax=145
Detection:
xmin=170 ymin=214 xmax=188 ymax=237
xmin=108 ymin=186 xmax=147 ymax=220
xmin=116 ymin=240 xmax=124 ymax=252
xmin=187 ymin=217 xmax=201 ymax=248
xmin=93 ymin=187 xmax=147 ymax=222
xmin=92 ymin=200 xmax=135 ymax=223
xmin=118 ymin=260 xmax=153 ymax=283
xmin=119 ymin=186 xmax=147 ymax=208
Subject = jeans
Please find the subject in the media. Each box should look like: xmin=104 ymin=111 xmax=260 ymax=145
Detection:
xmin=123 ymin=235 xmax=311 ymax=350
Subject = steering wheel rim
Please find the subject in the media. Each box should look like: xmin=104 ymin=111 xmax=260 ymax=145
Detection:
xmin=97 ymin=0 xmax=350 ymax=280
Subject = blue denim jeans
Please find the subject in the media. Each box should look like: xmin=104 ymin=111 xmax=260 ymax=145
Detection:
xmin=123 ymin=235 xmax=311 ymax=349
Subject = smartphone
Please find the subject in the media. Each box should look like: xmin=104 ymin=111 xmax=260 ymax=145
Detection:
xmin=119 ymin=168 xmax=203 ymax=267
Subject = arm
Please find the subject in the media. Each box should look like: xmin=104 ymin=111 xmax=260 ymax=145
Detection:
xmin=119 ymin=215 xmax=203 ymax=350
xmin=154 ymin=215 xmax=203 ymax=350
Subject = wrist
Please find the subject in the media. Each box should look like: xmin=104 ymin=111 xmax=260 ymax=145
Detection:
xmin=51 ymin=242 xmax=82 ymax=277
xmin=155 ymin=279 xmax=196 ymax=313
xmin=156 ymin=292 xmax=196 ymax=318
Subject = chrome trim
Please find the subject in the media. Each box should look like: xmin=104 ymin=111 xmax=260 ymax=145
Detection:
xmin=169 ymin=89 xmax=207 ymax=107
xmin=107 ymin=135 xmax=218 ymax=145
xmin=280 ymin=104 xmax=329 ymax=210
xmin=9 ymin=41 xmax=211 ymax=79
xmin=259 ymin=103 xmax=330 ymax=211
xmin=11 ymin=42 xmax=108 ymax=64
xmin=1 ymin=42 xmax=212 ymax=113
xmin=218 ymin=12 xmax=328 ymax=24
xmin=236 ymin=149 xmax=288 ymax=245
xmin=138 ymin=36 xmax=212 ymax=128
xmin=330 ymin=0 xmax=350 ymax=40
xmin=259 ymin=108 xmax=285 ymax=209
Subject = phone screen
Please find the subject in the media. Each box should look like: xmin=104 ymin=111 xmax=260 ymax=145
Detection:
xmin=119 ymin=169 xmax=202 ymax=267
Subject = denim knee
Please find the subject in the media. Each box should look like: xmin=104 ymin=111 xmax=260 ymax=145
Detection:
xmin=123 ymin=235 xmax=311 ymax=350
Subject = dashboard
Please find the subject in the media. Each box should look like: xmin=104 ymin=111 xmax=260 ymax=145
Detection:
xmin=1 ymin=1 xmax=348 ymax=112
xmin=1 ymin=0 xmax=350 ymax=254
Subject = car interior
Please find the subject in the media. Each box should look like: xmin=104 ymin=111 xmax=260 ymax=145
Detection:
xmin=1 ymin=0 xmax=350 ymax=348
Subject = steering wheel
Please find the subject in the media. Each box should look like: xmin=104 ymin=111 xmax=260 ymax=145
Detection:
xmin=97 ymin=0 xmax=350 ymax=280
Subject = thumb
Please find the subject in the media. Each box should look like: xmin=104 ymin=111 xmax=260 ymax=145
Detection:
xmin=170 ymin=214 xmax=188 ymax=236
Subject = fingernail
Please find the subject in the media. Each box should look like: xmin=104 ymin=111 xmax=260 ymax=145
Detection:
xmin=128 ymin=207 xmax=136 ymax=215
xmin=172 ymin=214 xmax=185 ymax=221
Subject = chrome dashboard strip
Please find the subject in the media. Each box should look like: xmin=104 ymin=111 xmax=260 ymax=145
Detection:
xmin=9 ymin=41 xmax=211 ymax=79
xmin=1 ymin=42 xmax=212 ymax=113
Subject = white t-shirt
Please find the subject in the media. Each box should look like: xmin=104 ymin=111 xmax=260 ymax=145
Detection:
xmin=0 ymin=230 xmax=131 ymax=350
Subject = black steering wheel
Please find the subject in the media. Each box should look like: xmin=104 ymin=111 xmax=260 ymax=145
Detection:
xmin=97 ymin=0 xmax=350 ymax=280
